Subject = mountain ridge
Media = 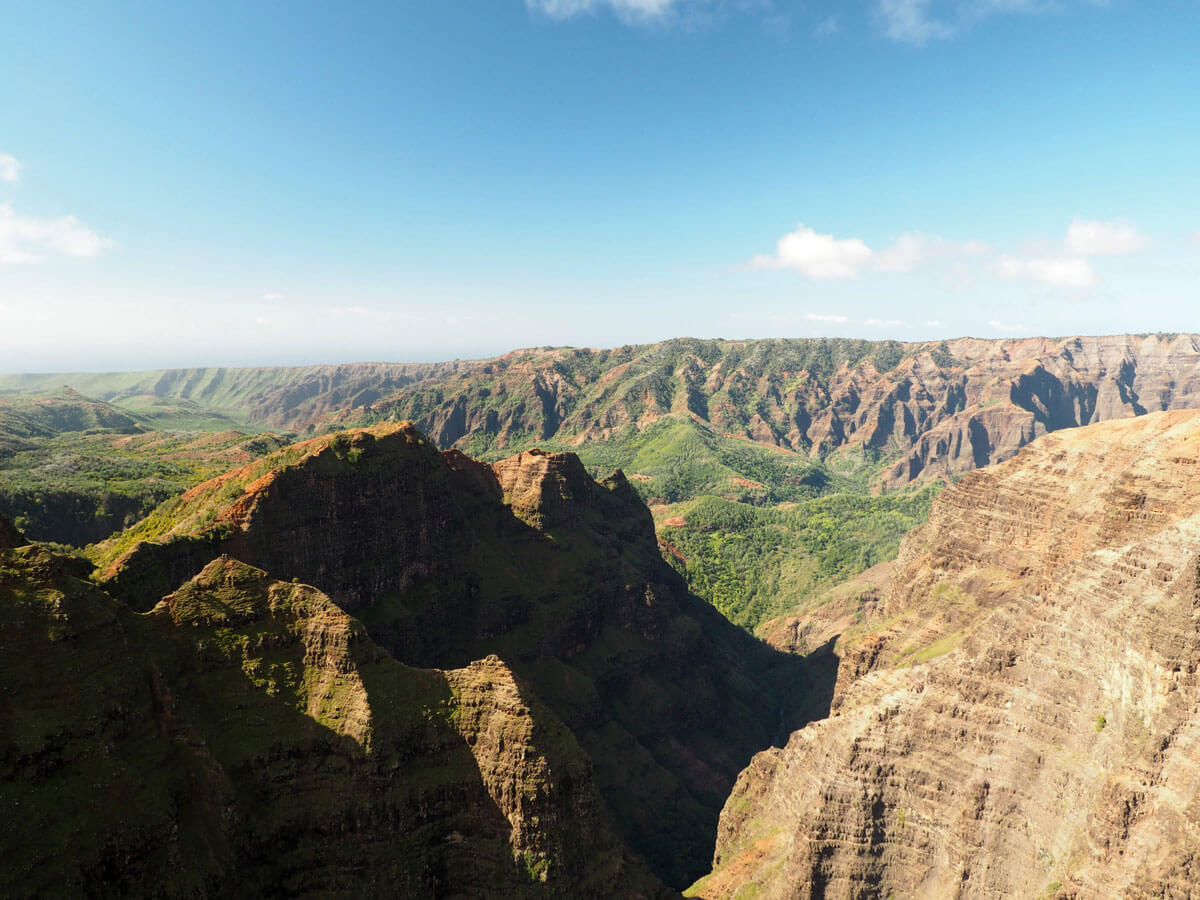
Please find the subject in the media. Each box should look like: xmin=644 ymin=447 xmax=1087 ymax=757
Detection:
xmin=84 ymin=422 xmax=816 ymax=888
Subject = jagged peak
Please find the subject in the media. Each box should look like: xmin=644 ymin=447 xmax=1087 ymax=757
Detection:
xmin=491 ymin=448 xmax=610 ymax=529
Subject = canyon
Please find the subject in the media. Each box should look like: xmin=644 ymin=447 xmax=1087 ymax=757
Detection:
xmin=5 ymin=338 xmax=1200 ymax=896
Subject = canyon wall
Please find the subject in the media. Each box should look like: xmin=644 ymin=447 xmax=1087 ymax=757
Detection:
xmin=692 ymin=410 xmax=1200 ymax=899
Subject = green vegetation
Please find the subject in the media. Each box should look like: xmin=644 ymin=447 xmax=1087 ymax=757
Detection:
xmin=656 ymin=487 xmax=938 ymax=631
xmin=494 ymin=415 xmax=838 ymax=505
xmin=0 ymin=393 xmax=291 ymax=546
xmin=1095 ymin=714 xmax=1107 ymax=732
xmin=446 ymin=413 xmax=938 ymax=633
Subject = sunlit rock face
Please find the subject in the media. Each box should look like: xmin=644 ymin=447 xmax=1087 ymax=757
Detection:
xmin=693 ymin=410 xmax=1200 ymax=900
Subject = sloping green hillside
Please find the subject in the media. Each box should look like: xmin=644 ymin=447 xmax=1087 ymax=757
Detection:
xmin=0 ymin=393 xmax=289 ymax=545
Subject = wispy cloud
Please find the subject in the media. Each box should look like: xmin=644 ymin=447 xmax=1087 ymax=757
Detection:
xmin=988 ymin=218 xmax=1144 ymax=289
xmin=992 ymin=254 xmax=1096 ymax=288
xmin=0 ymin=154 xmax=19 ymax=184
xmin=813 ymin=14 xmax=840 ymax=36
xmin=879 ymin=0 xmax=955 ymax=44
xmin=527 ymin=0 xmax=685 ymax=23
xmin=749 ymin=216 xmax=1156 ymax=291
xmin=1064 ymin=218 xmax=1149 ymax=256
xmin=804 ymin=312 xmax=849 ymax=323
xmin=0 ymin=203 xmax=112 ymax=264
xmin=749 ymin=223 xmax=986 ymax=280
xmin=263 ymin=292 xmax=284 ymax=301
xmin=877 ymin=0 xmax=1099 ymax=46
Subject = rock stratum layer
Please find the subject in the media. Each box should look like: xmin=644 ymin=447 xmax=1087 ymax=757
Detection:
xmin=84 ymin=424 xmax=812 ymax=889
xmin=691 ymin=409 xmax=1200 ymax=899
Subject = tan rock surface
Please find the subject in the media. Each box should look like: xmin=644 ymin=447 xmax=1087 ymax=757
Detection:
xmin=693 ymin=410 xmax=1200 ymax=899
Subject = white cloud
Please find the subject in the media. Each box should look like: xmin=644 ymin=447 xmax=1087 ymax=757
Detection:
xmin=263 ymin=291 xmax=284 ymax=301
xmin=0 ymin=203 xmax=112 ymax=264
xmin=864 ymin=317 xmax=905 ymax=327
xmin=527 ymin=0 xmax=682 ymax=22
xmin=993 ymin=254 xmax=1096 ymax=288
xmin=0 ymin=154 xmax=20 ymax=184
xmin=879 ymin=0 xmax=955 ymax=44
xmin=877 ymin=0 xmax=1097 ymax=46
xmin=924 ymin=319 xmax=945 ymax=327
xmin=751 ymin=225 xmax=873 ymax=280
xmin=1064 ymin=218 xmax=1149 ymax=256
xmin=872 ymin=233 xmax=929 ymax=273
xmin=751 ymin=224 xmax=986 ymax=281
xmin=804 ymin=312 xmax=849 ymax=323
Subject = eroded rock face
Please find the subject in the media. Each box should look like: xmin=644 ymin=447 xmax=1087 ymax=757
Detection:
xmin=693 ymin=410 xmax=1200 ymax=899
xmin=91 ymin=425 xmax=806 ymax=889
xmin=0 ymin=549 xmax=666 ymax=897
xmin=360 ymin=334 xmax=1200 ymax=490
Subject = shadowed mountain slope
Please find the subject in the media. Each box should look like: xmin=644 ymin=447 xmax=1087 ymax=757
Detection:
xmin=690 ymin=409 xmax=1200 ymax=899
xmin=0 ymin=536 xmax=667 ymax=897
xmin=88 ymin=424 xmax=816 ymax=888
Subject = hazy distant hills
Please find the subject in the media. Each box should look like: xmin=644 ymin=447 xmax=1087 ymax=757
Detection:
xmin=0 ymin=361 xmax=472 ymax=432
xmin=338 ymin=333 xmax=1200 ymax=490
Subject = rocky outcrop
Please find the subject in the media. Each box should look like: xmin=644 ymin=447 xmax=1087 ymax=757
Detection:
xmin=691 ymin=410 xmax=1200 ymax=899
xmin=90 ymin=424 xmax=811 ymax=889
xmin=95 ymin=425 xmax=467 ymax=613
xmin=0 ymin=547 xmax=667 ymax=897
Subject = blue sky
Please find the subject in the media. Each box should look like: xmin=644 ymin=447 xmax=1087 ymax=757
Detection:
xmin=1 ymin=0 xmax=1197 ymax=371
